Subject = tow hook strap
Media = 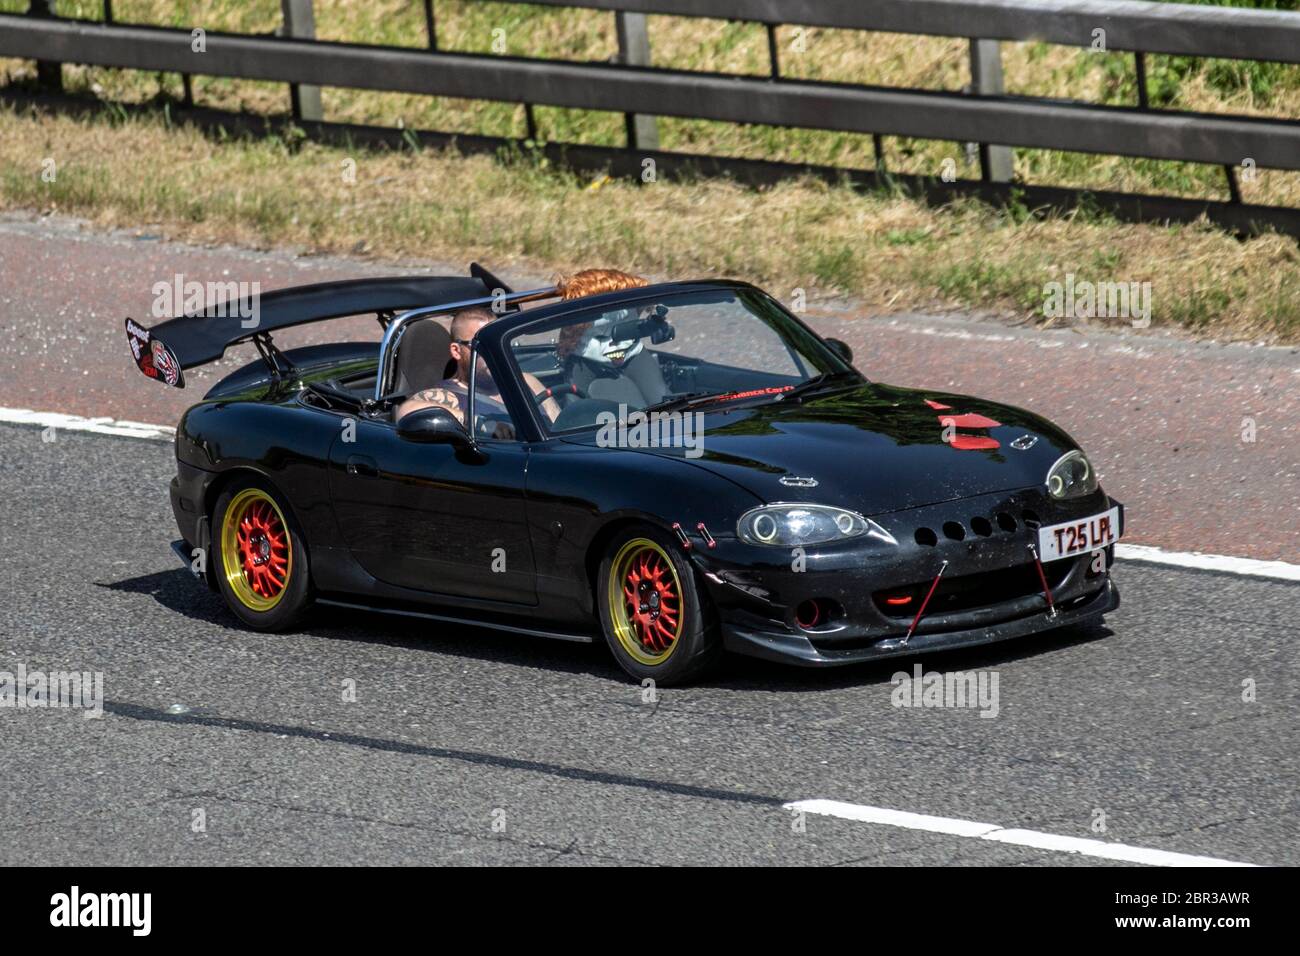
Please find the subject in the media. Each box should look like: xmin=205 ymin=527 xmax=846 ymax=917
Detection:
xmin=1028 ymin=543 xmax=1058 ymax=618
xmin=903 ymin=560 xmax=949 ymax=644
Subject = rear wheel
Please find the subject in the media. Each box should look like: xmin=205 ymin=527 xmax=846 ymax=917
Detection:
xmin=596 ymin=525 xmax=721 ymax=685
xmin=213 ymin=479 xmax=312 ymax=630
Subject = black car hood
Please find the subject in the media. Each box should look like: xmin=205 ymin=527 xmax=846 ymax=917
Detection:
xmin=565 ymin=382 xmax=1079 ymax=514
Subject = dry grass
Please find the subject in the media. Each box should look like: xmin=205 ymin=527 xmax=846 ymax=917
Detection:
xmin=4 ymin=0 xmax=1300 ymax=201
xmin=0 ymin=2 xmax=1298 ymax=339
xmin=2 ymin=101 xmax=1297 ymax=341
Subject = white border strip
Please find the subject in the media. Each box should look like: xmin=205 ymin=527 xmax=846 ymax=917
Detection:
xmin=785 ymin=799 xmax=1258 ymax=867
xmin=1 ymin=405 xmax=1297 ymax=582
xmin=1115 ymin=543 xmax=1300 ymax=582
xmin=0 ymin=407 xmax=174 ymax=442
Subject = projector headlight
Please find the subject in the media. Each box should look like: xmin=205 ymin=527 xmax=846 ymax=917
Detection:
xmin=737 ymin=504 xmax=896 ymax=547
xmin=1046 ymin=450 xmax=1098 ymax=500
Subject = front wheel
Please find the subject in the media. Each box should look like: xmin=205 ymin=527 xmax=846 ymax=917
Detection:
xmin=212 ymin=478 xmax=312 ymax=630
xmin=596 ymin=525 xmax=721 ymax=685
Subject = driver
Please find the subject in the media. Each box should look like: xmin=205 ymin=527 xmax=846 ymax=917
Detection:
xmin=396 ymin=307 xmax=560 ymax=427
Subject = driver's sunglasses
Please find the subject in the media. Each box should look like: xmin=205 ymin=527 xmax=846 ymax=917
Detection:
xmin=454 ymin=339 xmax=473 ymax=348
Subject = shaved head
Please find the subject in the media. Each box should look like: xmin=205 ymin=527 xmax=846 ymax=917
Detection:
xmin=450 ymin=306 xmax=494 ymax=343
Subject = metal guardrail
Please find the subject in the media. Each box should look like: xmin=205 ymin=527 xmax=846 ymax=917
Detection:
xmin=520 ymin=0 xmax=1300 ymax=64
xmin=3 ymin=0 xmax=1300 ymax=232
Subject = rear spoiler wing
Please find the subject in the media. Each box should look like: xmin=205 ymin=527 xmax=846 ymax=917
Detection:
xmin=124 ymin=273 xmax=497 ymax=388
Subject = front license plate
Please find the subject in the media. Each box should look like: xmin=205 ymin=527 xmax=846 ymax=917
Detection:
xmin=1037 ymin=506 xmax=1121 ymax=562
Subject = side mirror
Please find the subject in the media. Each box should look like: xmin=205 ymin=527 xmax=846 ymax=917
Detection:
xmin=396 ymin=406 xmax=472 ymax=448
xmin=825 ymin=337 xmax=853 ymax=364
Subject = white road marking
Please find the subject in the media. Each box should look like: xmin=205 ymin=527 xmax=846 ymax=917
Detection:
xmin=1 ymin=405 xmax=1296 ymax=583
xmin=1115 ymin=543 xmax=1300 ymax=582
xmin=785 ymin=799 xmax=1258 ymax=867
xmin=0 ymin=407 xmax=174 ymax=442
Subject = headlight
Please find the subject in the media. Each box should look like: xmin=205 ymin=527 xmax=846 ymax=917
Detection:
xmin=737 ymin=504 xmax=896 ymax=547
xmin=1046 ymin=450 xmax=1098 ymax=499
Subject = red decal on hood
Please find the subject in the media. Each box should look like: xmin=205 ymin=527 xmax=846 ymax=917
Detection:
xmin=928 ymin=399 xmax=1001 ymax=450
xmin=940 ymin=412 xmax=1001 ymax=429
xmin=948 ymin=435 xmax=1000 ymax=451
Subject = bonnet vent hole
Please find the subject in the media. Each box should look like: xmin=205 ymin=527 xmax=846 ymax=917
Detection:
xmin=996 ymin=512 xmax=1018 ymax=532
xmin=942 ymin=521 xmax=966 ymax=541
xmin=970 ymin=516 xmax=993 ymax=537
xmin=914 ymin=527 xmax=938 ymax=547
xmin=1022 ymin=509 xmax=1041 ymax=529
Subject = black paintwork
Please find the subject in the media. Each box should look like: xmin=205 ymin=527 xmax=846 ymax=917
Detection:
xmin=163 ymin=278 xmax=1120 ymax=666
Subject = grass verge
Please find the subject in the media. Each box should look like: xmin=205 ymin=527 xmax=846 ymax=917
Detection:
xmin=1 ymin=99 xmax=1297 ymax=342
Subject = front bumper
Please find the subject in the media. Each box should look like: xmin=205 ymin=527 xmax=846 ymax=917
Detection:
xmin=720 ymin=576 xmax=1118 ymax=666
xmin=693 ymin=488 xmax=1123 ymax=667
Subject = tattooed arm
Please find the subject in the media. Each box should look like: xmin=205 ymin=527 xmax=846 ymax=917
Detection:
xmin=395 ymin=387 xmax=464 ymax=424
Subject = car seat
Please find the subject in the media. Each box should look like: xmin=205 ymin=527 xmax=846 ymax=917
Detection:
xmin=393 ymin=319 xmax=453 ymax=396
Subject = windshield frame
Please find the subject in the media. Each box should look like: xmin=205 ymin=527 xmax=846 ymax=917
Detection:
xmin=501 ymin=286 xmax=862 ymax=440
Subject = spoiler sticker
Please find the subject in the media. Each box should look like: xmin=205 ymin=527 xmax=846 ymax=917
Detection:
xmin=125 ymin=318 xmax=184 ymax=388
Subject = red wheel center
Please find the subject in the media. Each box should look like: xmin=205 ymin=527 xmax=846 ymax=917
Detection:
xmin=622 ymin=551 xmax=679 ymax=652
xmin=235 ymin=500 xmax=289 ymax=599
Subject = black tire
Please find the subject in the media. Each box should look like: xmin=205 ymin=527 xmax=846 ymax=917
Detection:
xmin=211 ymin=477 xmax=312 ymax=631
xmin=596 ymin=523 xmax=722 ymax=685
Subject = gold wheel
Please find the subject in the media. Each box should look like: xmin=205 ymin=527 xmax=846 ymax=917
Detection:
xmin=220 ymin=487 xmax=293 ymax=612
xmin=607 ymin=538 xmax=683 ymax=666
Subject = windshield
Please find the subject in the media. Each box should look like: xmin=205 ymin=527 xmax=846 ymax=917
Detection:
xmin=506 ymin=288 xmax=858 ymax=434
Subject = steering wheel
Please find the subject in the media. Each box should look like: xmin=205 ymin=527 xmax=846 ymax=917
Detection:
xmin=534 ymin=382 xmax=587 ymax=406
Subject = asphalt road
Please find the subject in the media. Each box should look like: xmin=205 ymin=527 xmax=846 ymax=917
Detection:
xmin=1 ymin=422 xmax=1295 ymax=866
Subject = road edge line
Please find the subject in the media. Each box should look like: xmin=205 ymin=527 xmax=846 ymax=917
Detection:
xmin=1114 ymin=543 xmax=1299 ymax=582
xmin=785 ymin=799 xmax=1259 ymax=867
xmin=0 ymin=406 xmax=174 ymax=442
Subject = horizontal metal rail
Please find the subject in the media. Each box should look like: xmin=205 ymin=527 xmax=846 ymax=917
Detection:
xmin=518 ymin=0 xmax=1300 ymax=64
xmin=3 ymin=16 xmax=1299 ymax=171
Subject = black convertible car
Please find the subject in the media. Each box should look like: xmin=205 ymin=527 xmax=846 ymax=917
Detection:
xmin=129 ymin=266 xmax=1122 ymax=684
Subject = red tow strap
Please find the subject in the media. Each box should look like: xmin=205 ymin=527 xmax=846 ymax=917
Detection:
xmin=1028 ymin=544 xmax=1058 ymax=618
xmin=904 ymin=560 xmax=948 ymax=644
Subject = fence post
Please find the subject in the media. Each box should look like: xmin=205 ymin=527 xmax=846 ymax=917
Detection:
xmin=28 ymin=0 xmax=63 ymax=91
xmin=281 ymin=0 xmax=323 ymax=122
xmin=423 ymin=0 xmax=437 ymax=50
xmin=968 ymin=38 xmax=1013 ymax=183
xmin=615 ymin=11 xmax=659 ymax=152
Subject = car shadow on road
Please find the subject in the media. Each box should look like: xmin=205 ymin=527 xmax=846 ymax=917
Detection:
xmin=712 ymin=622 xmax=1115 ymax=693
xmin=96 ymin=568 xmax=235 ymax=628
xmin=103 ymin=567 xmax=1115 ymax=692
xmin=100 ymin=567 xmax=617 ymax=677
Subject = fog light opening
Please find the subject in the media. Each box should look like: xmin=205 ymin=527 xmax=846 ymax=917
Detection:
xmin=795 ymin=599 xmax=823 ymax=629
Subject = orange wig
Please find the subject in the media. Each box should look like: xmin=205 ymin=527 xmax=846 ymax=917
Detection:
xmin=554 ymin=269 xmax=649 ymax=360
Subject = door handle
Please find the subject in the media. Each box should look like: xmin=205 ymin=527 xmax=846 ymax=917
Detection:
xmin=346 ymin=454 xmax=379 ymax=478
